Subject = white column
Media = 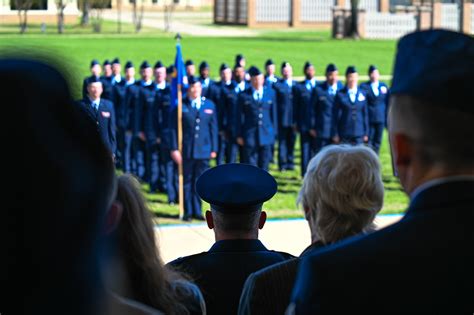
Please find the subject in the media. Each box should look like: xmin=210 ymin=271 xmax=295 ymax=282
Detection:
xmin=0 ymin=0 xmax=11 ymax=12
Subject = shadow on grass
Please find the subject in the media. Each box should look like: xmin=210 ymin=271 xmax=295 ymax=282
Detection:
xmin=151 ymin=211 xmax=179 ymax=219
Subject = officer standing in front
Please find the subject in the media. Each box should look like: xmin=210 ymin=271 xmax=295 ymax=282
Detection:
xmin=360 ymin=65 xmax=389 ymax=154
xmin=333 ymin=66 xmax=369 ymax=145
xmin=312 ymin=63 xmax=343 ymax=154
xmin=294 ymin=61 xmax=318 ymax=177
xmin=77 ymin=78 xmax=116 ymax=157
xmin=236 ymin=66 xmax=278 ymax=171
xmin=170 ymin=77 xmax=218 ymax=221
xmin=274 ymin=62 xmax=297 ymax=171
xmin=168 ymin=163 xmax=294 ymax=315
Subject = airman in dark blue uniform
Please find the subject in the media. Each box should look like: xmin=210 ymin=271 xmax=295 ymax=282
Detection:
xmin=264 ymin=59 xmax=279 ymax=88
xmin=214 ymin=63 xmax=234 ymax=164
xmin=132 ymin=61 xmax=153 ymax=181
xmin=122 ymin=61 xmax=139 ymax=174
xmin=294 ymin=61 xmax=318 ymax=177
xmin=170 ymin=77 xmax=218 ymax=221
xmin=140 ymin=61 xmax=166 ymax=193
xmin=232 ymin=63 xmax=251 ymax=162
xmin=110 ymin=58 xmax=127 ymax=170
xmin=236 ymin=66 xmax=278 ymax=171
xmin=360 ymin=65 xmax=390 ymax=154
xmin=77 ymin=77 xmax=117 ymax=156
xmin=312 ymin=64 xmax=344 ymax=154
xmin=333 ymin=66 xmax=369 ymax=145
xmin=168 ymin=163 xmax=294 ymax=315
xmin=100 ymin=59 xmax=114 ymax=101
xmin=82 ymin=59 xmax=102 ymax=99
xmin=185 ymin=59 xmax=196 ymax=78
xmin=274 ymin=62 xmax=297 ymax=171
xmin=264 ymin=59 xmax=279 ymax=164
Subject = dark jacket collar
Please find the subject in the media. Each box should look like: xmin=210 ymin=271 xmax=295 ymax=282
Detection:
xmin=300 ymin=241 xmax=326 ymax=257
xmin=209 ymin=239 xmax=268 ymax=253
xmin=405 ymin=180 xmax=474 ymax=218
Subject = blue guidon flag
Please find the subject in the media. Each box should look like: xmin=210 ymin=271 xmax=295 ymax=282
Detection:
xmin=171 ymin=41 xmax=186 ymax=108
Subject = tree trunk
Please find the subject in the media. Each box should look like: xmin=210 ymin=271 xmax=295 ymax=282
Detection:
xmin=117 ymin=0 xmax=122 ymax=33
xmin=81 ymin=0 xmax=90 ymax=26
xmin=57 ymin=1 xmax=65 ymax=34
xmin=350 ymin=0 xmax=360 ymax=38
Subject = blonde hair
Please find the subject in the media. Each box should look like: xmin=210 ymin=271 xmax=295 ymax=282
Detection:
xmin=115 ymin=174 xmax=192 ymax=315
xmin=298 ymin=145 xmax=384 ymax=244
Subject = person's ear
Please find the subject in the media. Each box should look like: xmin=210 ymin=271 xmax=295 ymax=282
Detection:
xmin=104 ymin=201 xmax=123 ymax=235
xmin=258 ymin=211 xmax=267 ymax=229
xmin=205 ymin=210 xmax=214 ymax=229
xmin=393 ymin=133 xmax=413 ymax=168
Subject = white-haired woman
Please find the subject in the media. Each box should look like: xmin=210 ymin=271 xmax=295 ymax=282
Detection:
xmin=238 ymin=144 xmax=384 ymax=315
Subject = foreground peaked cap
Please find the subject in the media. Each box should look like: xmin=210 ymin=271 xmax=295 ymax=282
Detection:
xmin=196 ymin=163 xmax=278 ymax=213
xmin=390 ymin=29 xmax=474 ymax=114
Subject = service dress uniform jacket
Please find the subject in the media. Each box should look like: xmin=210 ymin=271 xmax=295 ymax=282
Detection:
xmin=333 ymin=86 xmax=369 ymax=144
xmin=312 ymin=81 xmax=343 ymax=140
xmin=77 ymin=98 xmax=117 ymax=154
xmin=291 ymin=180 xmax=474 ymax=314
xmin=169 ymin=239 xmax=294 ymax=315
xmin=360 ymin=81 xmax=390 ymax=154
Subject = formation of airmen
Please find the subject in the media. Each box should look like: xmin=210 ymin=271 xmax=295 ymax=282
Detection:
xmin=78 ymin=55 xmax=390 ymax=221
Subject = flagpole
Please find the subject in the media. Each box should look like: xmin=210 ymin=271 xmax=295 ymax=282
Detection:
xmin=176 ymin=33 xmax=184 ymax=220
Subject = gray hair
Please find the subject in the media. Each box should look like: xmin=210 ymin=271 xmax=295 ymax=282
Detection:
xmin=297 ymin=145 xmax=384 ymax=244
xmin=388 ymin=95 xmax=474 ymax=168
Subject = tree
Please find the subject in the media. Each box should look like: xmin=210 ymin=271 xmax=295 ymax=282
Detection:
xmin=81 ymin=0 xmax=90 ymax=26
xmin=163 ymin=1 xmax=176 ymax=32
xmin=131 ymin=0 xmax=144 ymax=33
xmin=55 ymin=0 xmax=67 ymax=34
xmin=90 ymin=0 xmax=109 ymax=32
xmin=350 ymin=0 xmax=360 ymax=38
xmin=15 ymin=0 xmax=34 ymax=34
xmin=116 ymin=0 xmax=123 ymax=33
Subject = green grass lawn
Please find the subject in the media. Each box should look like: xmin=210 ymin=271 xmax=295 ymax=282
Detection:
xmin=0 ymin=26 xmax=408 ymax=224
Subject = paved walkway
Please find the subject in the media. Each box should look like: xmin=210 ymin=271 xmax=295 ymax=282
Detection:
xmin=157 ymin=214 xmax=403 ymax=263
xmin=102 ymin=10 xmax=258 ymax=37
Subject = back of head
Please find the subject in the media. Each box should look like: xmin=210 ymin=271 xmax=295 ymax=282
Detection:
xmin=2 ymin=58 xmax=115 ymax=315
xmin=298 ymin=145 xmax=384 ymax=244
xmin=389 ymin=30 xmax=474 ymax=171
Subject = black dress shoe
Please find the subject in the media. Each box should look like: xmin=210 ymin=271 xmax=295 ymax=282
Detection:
xmin=182 ymin=216 xmax=192 ymax=222
xmin=193 ymin=214 xmax=205 ymax=221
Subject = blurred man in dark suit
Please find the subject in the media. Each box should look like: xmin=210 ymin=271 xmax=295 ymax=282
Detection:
xmin=289 ymin=29 xmax=474 ymax=314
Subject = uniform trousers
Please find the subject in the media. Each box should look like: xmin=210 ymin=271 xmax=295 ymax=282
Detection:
xmin=278 ymin=127 xmax=297 ymax=171
xmin=183 ymin=158 xmax=209 ymax=218
xmin=369 ymin=123 xmax=384 ymax=154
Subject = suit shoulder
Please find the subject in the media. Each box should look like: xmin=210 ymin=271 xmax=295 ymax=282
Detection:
xmin=167 ymin=251 xmax=208 ymax=268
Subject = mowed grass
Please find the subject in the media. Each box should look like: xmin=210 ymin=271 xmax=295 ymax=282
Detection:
xmin=0 ymin=28 xmax=408 ymax=224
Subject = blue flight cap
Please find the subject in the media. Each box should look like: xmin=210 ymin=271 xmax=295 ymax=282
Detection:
xmin=199 ymin=61 xmax=210 ymax=71
xmin=345 ymin=66 xmax=357 ymax=76
xmin=304 ymin=61 xmax=313 ymax=72
xmin=220 ymin=63 xmax=230 ymax=72
xmin=112 ymin=58 xmax=120 ymax=65
xmin=235 ymin=54 xmax=245 ymax=64
xmin=185 ymin=60 xmax=194 ymax=67
xmin=391 ymin=29 xmax=474 ymax=113
xmin=248 ymin=66 xmax=262 ymax=77
xmin=103 ymin=59 xmax=111 ymax=66
xmin=265 ymin=59 xmax=274 ymax=67
xmin=140 ymin=61 xmax=151 ymax=70
xmin=187 ymin=75 xmax=199 ymax=85
xmin=368 ymin=64 xmax=377 ymax=74
xmin=125 ymin=61 xmax=134 ymax=69
xmin=154 ymin=61 xmax=164 ymax=69
xmin=87 ymin=76 xmax=102 ymax=85
xmin=281 ymin=61 xmax=291 ymax=71
xmin=196 ymin=163 xmax=278 ymax=213
xmin=325 ymin=63 xmax=337 ymax=73
xmin=90 ymin=59 xmax=100 ymax=68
